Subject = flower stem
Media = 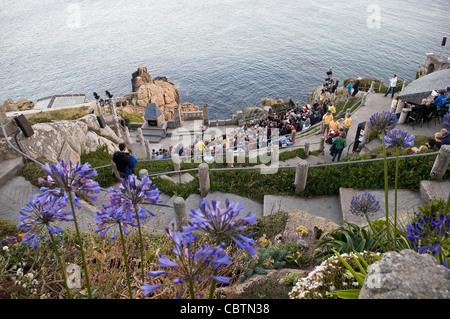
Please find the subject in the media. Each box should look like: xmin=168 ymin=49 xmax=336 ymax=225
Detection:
xmin=382 ymin=132 xmax=392 ymax=251
xmin=393 ymin=153 xmax=399 ymax=251
xmin=67 ymin=191 xmax=92 ymax=299
xmin=189 ymin=280 xmax=196 ymax=299
xmin=49 ymin=232 xmax=72 ymax=299
xmin=365 ymin=214 xmax=386 ymax=252
xmin=119 ymin=223 xmax=133 ymax=299
xmin=133 ymin=203 xmax=146 ymax=283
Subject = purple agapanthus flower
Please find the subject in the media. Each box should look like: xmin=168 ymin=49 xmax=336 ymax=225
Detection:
xmin=443 ymin=110 xmax=450 ymax=129
xmin=38 ymin=160 xmax=101 ymax=206
xmin=1 ymin=237 xmax=18 ymax=245
xmin=350 ymin=192 xmax=380 ymax=218
xmin=368 ymin=111 xmax=398 ymax=134
xmin=183 ymin=198 xmax=257 ymax=255
xmin=94 ymin=203 xmax=138 ymax=241
xmin=107 ymin=174 xmax=161 ymax=220
xmin=17 ymin=194 xmax=73 ymax=248
xmin=406 ymin=213 xmax=450 ymax=269
xmin=385 ymin=129 xmax=415 ymax=149
xmin=141 ymin=228 xmax=232 ymax=298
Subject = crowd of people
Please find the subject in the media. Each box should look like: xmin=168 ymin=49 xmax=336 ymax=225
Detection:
xmin=110 ymin=81 xmax=449 ymax=176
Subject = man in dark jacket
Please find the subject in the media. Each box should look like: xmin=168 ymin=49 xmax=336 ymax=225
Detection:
xmin=112 ymin=142 xmax=136 ymax=178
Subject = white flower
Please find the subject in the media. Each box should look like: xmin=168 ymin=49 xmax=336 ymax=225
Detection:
xmin=2 ymin=246 xmax=8 ymax=251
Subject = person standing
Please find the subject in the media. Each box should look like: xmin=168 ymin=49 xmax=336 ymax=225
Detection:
xmin=332 ymin=131 xmax=347 ymax=162
xmin=322 ymin=111 xmax=333 ymax=136
xmin=384 ymin=74 xmax=398 ymax=98
xmin=346 ymin=81 xmax=353 ymax=97
xmin=351 ymin=77 xmax=361 ymax=97
xmin=112 ymin=142 xmax=136 ymax=178
xmin=329 ymin=116 xmax=340 ymax=133
xmin=342 ymin=113 xmax=352 ymax=134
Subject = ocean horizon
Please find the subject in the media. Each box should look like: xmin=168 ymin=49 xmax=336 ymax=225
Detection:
xmin=0 ymin=0 xmax=449 ymax=119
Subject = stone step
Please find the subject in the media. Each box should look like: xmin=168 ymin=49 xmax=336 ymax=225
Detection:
xmin=0 ymin=158 xmax=23 ymax=186
xmin=263 ymin=194 xmax=342 ymax=225
xmin=419 ymin=180 xmax=450 ymax=203
xmin=339 ymin=187 xmax=424 ymax=226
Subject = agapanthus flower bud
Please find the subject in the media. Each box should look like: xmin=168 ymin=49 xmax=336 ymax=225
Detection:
xmin=368 ymin=111 xmax=397 ymax=134
xmin=384 ymin=129 xmax=415 ymax=149
xmin=350 ymin=192 xmax=380 ymax=218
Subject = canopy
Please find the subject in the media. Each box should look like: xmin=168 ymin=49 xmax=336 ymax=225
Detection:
xmin=398 ymin=68 xmax=450 ymax=105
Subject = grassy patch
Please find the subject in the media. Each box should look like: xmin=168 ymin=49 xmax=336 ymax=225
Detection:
xmin=27 ymin=106 xmax=89 ymax=124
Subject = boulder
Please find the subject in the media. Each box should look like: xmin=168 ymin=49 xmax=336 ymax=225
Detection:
xmin=359 ymin=250 xmax=450 ymax=299
xmin=2 ymin=115 xmax=119 ymax=164
xmin=2 ymin=98 xmax=18 ymax=112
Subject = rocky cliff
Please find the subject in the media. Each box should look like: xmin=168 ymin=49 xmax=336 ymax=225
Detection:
xmin=0 ymin=114 xmax=120 ymax=164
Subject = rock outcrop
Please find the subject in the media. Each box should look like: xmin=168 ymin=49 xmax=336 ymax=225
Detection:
xmin=359 ymin=249 xmax=450 ymax=299
xmin=128 ymin=67 xmax=181 ymax=121
xmin=131 ymin=66 xmax=153 ymax=92
xmin=0 ymin=114 xmax=120 ymax=164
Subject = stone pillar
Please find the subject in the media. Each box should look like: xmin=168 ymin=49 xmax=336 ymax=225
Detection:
xmin=174 ymin=106 xmax=181 ymax=128
xmin=137 ymin=127 xmax=145 ymax=145
xmin=369 ymin=81 xmax=375 ymax=93
xmin=202 ymin=104 xmax=209 ymax=126
xmin=361 ymin=93 xmax=367 ymax=106
xmin=139 ymin=169 xmax=149 ymax=179
xmin=431 ymin=145 xmax=450 ymax=180
xmin=398 ymin=108 xmax=410 ymax=124
xmin=294 ymin=159 xmax=309 ymax=194
xmin=319 ymin=136 xmax=325 ymax=154
xmin=226 ymin=148 xmax=234 ymax=168
xmin=198 ymin=163 xmax=210 ymax=197
xmin=173 ymin=197 xmax=187 ymax=231
xmin=379 ymin=81 xmax=384 ymax=93
xmin=113 ymin=118 xmax=121 ymax=138
xmin=292 ymin=131 xmax=297 ymax=146
xmin=145 ymin=140 xmax=152 ymax=160
xmin=396 ymin=99 xmax=405 ymax=113
xmin=172 ymin=153 xmax=181 ymax=171
xmin=304 ymin=142 xmax=310 ymax=156
xmin=124 ymin=125 xmax=132 ymax=145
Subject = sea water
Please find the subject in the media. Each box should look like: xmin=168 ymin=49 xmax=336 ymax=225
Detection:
xmin=0 ymin=0 xmax=449 ymax=119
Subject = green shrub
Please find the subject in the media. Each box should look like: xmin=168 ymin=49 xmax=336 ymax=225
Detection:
xmin=240 ymin=246 xmax=290 ymax=281
xmin=314 ymin=221 xmax=379 ymax=262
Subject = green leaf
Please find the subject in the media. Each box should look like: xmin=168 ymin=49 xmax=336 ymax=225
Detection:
xmin=328 ymin=289 xmax=361 ymax=299
xmin=332 ymin=249 xmax=365 ymax=286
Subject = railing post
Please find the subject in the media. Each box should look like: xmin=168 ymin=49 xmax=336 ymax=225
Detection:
xmin=124 ymin=125 xmax=132 ymax=146
xmin=173 ymin=197 xmax=187 ymax=231
xmin=304 ymin=142 xmax=310 ymax=156
xmin=145 ymin=140 xmax=152 ymax=160
xmin=198 ymin=163 xmax=210 ymax=197
xmin=226 ymin=148 xmax=234 ymax=168
xmin=294 ymin=159 xmax=309 ymax=194
xmin=369 ymin=81 xmax=375 ymax=93
xmin=319 ymin=136 xmax=325 ymax=154
xmin=137 ymin=127 xmax=145 ymax=146
xmin=431 ymin=145 xmax=450 ymax=179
